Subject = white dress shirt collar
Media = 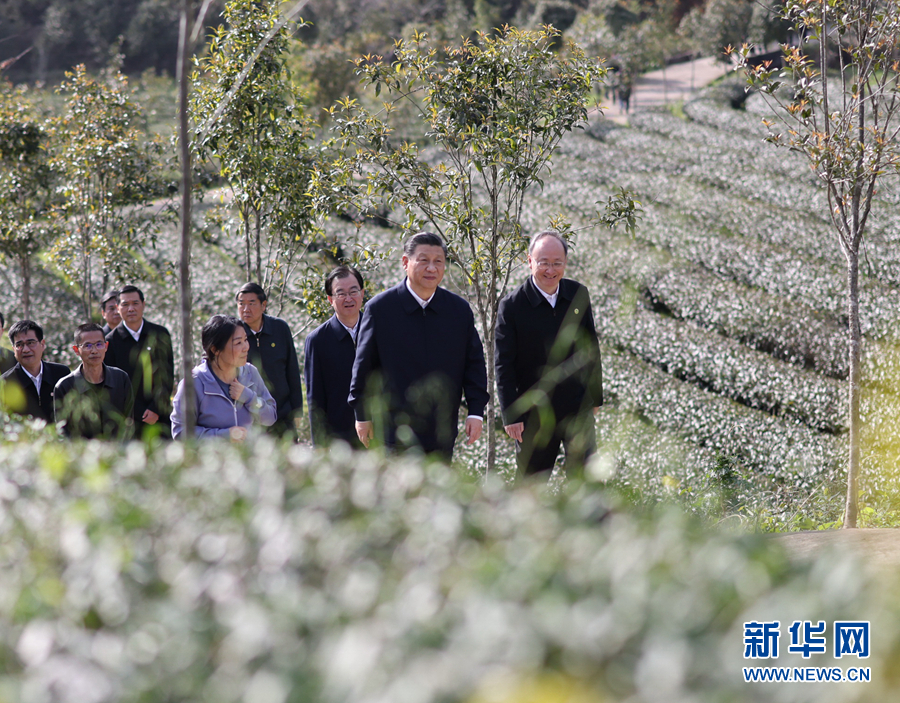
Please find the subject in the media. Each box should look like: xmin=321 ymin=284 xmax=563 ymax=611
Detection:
xmin=406 ymin=278 xmax=434 ymax=308
xmin=337 ymin=318 xmax=358 ymax=344
xmin=532 ymin=276 xmax=559 ymax=308
xmin=22 ymin=362 xmax=42 ymax=393
xmin=124 ymin=320 xmax=144 ymax=342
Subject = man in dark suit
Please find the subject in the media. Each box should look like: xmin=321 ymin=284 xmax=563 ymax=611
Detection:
xmin=0 ymin=312 xmax=15 ymax=375
xmin=104 ymin=285 xmax=174 ymax=439
xmin=349 ymin=232 xmax=489 ymax=460
xmin=236 ymin=282 xmax=304 ymax=436
xmin=99 ymin=290 xmax=121 ymax=336
xmin=495 ymin=230 xmax=603 ymax=476
xmin=0 ymin=320 xmax=70 ymax=423
xmin=304 ymin=266 xmax=365 ymax=447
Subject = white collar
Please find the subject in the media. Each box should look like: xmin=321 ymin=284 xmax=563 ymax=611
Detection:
xmin=337 ymin=317 xmax=358 ymax=336
xmin=22 ymin=361 xmax=43 ymax=385
xmin=406 ymin=278 xmax=434 ymax=308
xmin=532 ymin=276 xmax=559 ymax=308
xmin=124 ymin=320 xmax=144 ymax=342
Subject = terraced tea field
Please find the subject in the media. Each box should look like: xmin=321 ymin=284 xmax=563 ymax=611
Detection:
xmin=518 ymin=84 xmax=900 ymax=506
xmin=3 ymin=79 xmax=898 ymax=517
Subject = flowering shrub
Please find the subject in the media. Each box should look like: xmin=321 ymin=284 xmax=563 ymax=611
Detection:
xmin=2 ymin=440 xmax=900 ymax=703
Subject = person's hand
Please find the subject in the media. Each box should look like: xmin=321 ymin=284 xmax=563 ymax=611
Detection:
xmin=229 ymin=379 xmax=245 ymax=401
xmin=356 ymin=420 xmax=373 ymax=447
xmin=229 ymin=426 xmax=248 ymax=442
xmin=142 ymin=409 xmax=159 ymax=425
xmin=504 ymin=422 xmax=524 ymax=442
xmin=465 ymin=417 xmax=483 ymax=445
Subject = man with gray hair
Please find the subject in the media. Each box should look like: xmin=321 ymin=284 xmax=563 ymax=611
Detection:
xmin=349 ymin=232 xmax=489 ymax=460
xmin=494 ymin=230 xmax=603 ymax=476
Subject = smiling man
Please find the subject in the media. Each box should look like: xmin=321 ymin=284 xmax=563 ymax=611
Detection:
xmin=495 ymin=230 xmax=603 ymax=477
xmin=349 ymin=232 xmax=489 ymax=460
xmin=0 ymin=320 xmax=70 ymax=423
xmin=236 ymin=282 xmax=304 ymax=437
xmin=55 ymin=323 xmax=134 ymax=439
xmin=304 ymin=266 xmax=365 ymax=447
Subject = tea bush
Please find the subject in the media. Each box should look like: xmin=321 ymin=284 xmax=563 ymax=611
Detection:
xmin=2 ymin=439 xmax=899 ymax=703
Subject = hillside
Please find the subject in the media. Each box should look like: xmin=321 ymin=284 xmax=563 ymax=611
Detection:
xmin=531 ymin=82 xmax=900 ymax=515
xmin=4 ymin=79 xmax=899 ymax=522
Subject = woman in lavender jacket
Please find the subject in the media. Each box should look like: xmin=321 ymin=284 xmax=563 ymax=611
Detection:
xmin=172 ymin=315 xmax=277 ymax=440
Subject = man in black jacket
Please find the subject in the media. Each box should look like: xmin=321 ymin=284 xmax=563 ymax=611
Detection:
xmin=237 ymin=282 xmax=304 ymax=436
xmin=495 ymin=230 xmax=603 ymax=476
xmin=99 ymin=290 xmax=121 ymax=336
xmin=104 ymin=285 xmax=174 ymax=439
xmin=55 ymin=323 xmax=134 ymax=440
xmin=349 ymin=232 xmax=489 ymax=460
xmin=304 ymin=266 xmax=365 ymax=447
xmin=0 ymin=312 xmax=14 ymax=375
xmin=0 ymin=320 xmax=70 ymax=423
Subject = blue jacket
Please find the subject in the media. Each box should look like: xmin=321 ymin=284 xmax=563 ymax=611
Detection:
xmin=171 ymin=360 xmax=277 ymax=439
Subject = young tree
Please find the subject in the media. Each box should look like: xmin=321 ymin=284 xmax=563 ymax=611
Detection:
xmin=191 ymin=0 xmax=322 ymax=294
xmin=0 ymin=82 xmax=59 ymax=318
xmin=328 ymin=26 xmax=637 ymax=472
xmin=731 ymin=0 xmax=900 ymax=528
xmin=51 ymin=63 xmax=164 ymax=318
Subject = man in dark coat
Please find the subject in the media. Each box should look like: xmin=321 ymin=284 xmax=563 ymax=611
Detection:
xmin=236 ymin=282 xmax=304 ymax=436
xmin=99 ymin=289 xmax=121 ymax=336
xmin=104 ymin=285 xmax=174 ymax=439
xmin=349 ymin=232 xmax=489 ymax=460
xmin=0 ymin=312 xmax=14 ymax=375
xmin=0 ymin=320 xmax=70 ymax=423
xmin=55 ymin=323 xmax=134 ymax=440
xmin=495 ymin=230 xmax=603 ymax=476
xmin=304 ymin=266 xmax=365 ymax=447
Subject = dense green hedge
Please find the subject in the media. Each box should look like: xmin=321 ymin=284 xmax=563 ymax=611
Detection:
xmin=1 ymin=439 xmax=899 ymax=702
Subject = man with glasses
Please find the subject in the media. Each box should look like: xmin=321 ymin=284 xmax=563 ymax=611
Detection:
xmin=495 ymin=230 xmax=603 ymax=477
xmin=55 ymin=323 xmax=134 ymax=439
xmin=99 ymin=290 xmax=122 ymax=336
xmin=0 ymin=320 xmax=70 ymax=423
xmin=349 ymin=232 xmax=489 ymax=460
xmin=304 ymin=266 xmax=365 ymax=447
xmin=104 ymin=285 xmax=174 ymax=440
xmin=236 ymin=282 xmax=304 ymax=436
xmin=0 ymin=312 xmax=15 ymax=375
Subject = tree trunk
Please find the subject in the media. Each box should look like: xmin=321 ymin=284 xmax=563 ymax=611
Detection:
xmin=177 ymin=0 xmax=196 ymax=436
xmin=255 ymin=210 xmax=262 ymax=283
xmin=20 ymin=254 xmax=31 ymax=319
xmin=486 ymin=344 xmax=496 ymax=478
xmin=245 ymin=210 xmax=252 ymax=279
xmin=844 ymin=249 xmax=862 ymax=528
xmin=83 ymin=243 xmax=92 ymax=320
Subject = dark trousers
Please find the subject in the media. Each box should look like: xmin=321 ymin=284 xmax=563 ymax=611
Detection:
xmin=516 ymin=410 xmax=596 ymax=476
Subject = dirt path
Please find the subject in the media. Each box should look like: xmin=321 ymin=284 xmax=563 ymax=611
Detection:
xmin=773 ymin=529 xmax=900 ymax=570
xmin=604 ymin=55 xmax=732 ymax=125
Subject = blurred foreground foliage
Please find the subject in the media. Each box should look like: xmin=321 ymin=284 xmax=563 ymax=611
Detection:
xmin=1 ymin=436 xmax=899 ymax=702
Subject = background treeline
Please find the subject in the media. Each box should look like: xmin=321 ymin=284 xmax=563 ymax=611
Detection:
xmin=1 ymin=0 xmax=789 ymax=88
